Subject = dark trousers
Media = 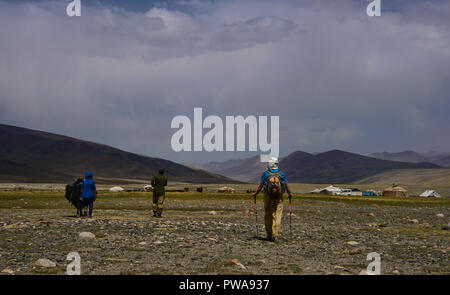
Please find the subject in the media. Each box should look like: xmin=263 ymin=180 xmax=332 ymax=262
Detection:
xmin=82 ymin=198 xmax=95 ymax=216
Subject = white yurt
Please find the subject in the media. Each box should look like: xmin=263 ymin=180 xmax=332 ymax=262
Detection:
xmin=419 ymin=190 xmax=441 ymax=198
xmin=109 ymin=186 xmax=124 ymax=192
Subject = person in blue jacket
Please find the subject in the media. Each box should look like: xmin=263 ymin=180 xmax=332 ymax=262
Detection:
xmin=81 ymin=171 xmax=97 ymax=218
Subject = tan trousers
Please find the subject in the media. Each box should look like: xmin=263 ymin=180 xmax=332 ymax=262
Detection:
xmin=152 ymin=193 xmax=165 ymax=215
xmin=264 ymin=194 xmax=284 ymax=238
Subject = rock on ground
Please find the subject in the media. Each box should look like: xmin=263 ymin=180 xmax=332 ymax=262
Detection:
xmin=2 ymin=268 xmax=15 ymax=274
xmin=79 ymin=232 xmax=95 ymax=239
xmin=35 ymin=258 xmax=56 ymax=268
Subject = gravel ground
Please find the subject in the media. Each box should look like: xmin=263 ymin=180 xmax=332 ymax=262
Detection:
xmin=0 ymin=196 xmax=449 ymax=275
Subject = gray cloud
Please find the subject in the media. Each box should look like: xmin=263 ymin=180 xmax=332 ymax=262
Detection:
xmin=207 ymin=16 xmax=297 ymax=51
xmin=0 ymin=0 xmax=449 ymax=163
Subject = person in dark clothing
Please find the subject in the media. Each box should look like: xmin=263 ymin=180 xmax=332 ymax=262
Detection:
xmin=81 ymin=171 xmax=97 ymax=218
xmin=151 ymin=169 xmax=167 ymax=218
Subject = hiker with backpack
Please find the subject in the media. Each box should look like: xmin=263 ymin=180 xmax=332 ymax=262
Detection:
xmin=81 ymin=171 xmax=97 ymax=218
xmin=151 ymin=169 xmax=168 ymax=218
xmin=252 ymin=157 xmax=293 ymax=242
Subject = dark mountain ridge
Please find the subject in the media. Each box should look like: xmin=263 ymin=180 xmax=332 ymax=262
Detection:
xmin=0 ymin=124 xmax=237 ymax=184
xmin=370 ymin=150 xmax=450 ymax=168
xmin=280 ymin=149 xmax=440 ymax=183
xmin=190 ymin=150 xmax=441 ymax=183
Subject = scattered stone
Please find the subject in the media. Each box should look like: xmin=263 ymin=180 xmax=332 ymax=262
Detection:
xmin=105 ymin=258 xmax=128 ymax=262
xmin=35 ymin=258 xmax=56 ymax=268
xmin=37 ymin=219 xmax=51 ymax=225
xmin=154 ymin=240 xmax=163 ymax=245
xmin=79 ymin=232 xmax=95 ymax=239
xmin=206 ymin=237 xmax=218 ymax=242
xmin=231 ymin=259 xmax=246 ymax=270
xmin=358 ymin=270 xmax=368 ymax=275
xmin=138 ymin=241 xmax=147 ymax=245
xmin=392 ymin=269 xmax=400 ymax=275
xmin=410 ymin=219 xmax=419 ymax=224
xmin=208 ymin=211 xmax=217 ymax=215
xmin=4 ymin=223 xmax=27 ymax=229
xmin=436 ymin=213 xmax=444 ymax=218
xmin=368 ymin=213 xmax=375 ymax=217
xmin=347 ymin=241 xmax=359 ymax=246
xmin=349 ymin=248 xmax=361 ymax=254
xmin=257 ymin=259 xmax=266 ymax=264
xmin=2 ymin=268 xmax=14 ymax=275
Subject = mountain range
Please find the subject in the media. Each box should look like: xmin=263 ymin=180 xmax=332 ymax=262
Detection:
xmin=187 ymin=155 xmax=267 ymax=183
xmin=190 ymin=150 xmax=442 ymax=183
xmin=0 ymin=124 xmax=236 ymax=184
xmin=0 ymin=123 xmax=447 ymax=184
xmin=369 ymin=151 xmax=450 ymax=167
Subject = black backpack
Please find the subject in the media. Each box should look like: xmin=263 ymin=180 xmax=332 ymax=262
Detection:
xmin=65 ymin=179 xmax=82 ymax=203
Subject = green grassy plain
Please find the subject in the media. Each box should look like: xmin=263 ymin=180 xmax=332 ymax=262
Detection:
xmin=1 ymin=191 xmax=449 ymax=210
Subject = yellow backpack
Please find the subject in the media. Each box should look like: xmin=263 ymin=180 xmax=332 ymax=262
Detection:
xmin=266 ymin=171 xmax=283 ymax=198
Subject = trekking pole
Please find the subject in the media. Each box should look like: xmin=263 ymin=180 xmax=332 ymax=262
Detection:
xmin=253 ymin=194 xmax=258 ymax=237
xmin=289 ymin=195 xmax=292 ymax=237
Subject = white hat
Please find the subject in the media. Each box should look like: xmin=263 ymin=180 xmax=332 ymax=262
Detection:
xmin=267 ymin=157 xmax=279 ymax=169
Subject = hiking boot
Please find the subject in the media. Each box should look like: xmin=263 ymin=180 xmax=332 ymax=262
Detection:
xmin=267 ymin=236 xmax=279 ymax=242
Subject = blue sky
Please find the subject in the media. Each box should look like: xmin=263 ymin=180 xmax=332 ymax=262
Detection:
xmin=1 ymin=0 xmax=449 ymax=162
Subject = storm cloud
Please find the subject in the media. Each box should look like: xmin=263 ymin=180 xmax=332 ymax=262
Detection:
xmin=0 ymin=0 xmax=449 ymax=162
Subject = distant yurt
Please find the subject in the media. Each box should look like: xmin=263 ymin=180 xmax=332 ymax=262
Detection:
xmin=109 ymin=186 xmax=124 ymax=192
xmin=218 ymin=186 xmax=235 ymax=193
xmin=144 ymin=185 xmax=153 ymax=192
xmin=319 ymin=185 xmax=342 ymax=195
xmin=420 ymin=190 xmax=441 ymax=198
xmin=383 ymin=185 xmax=408 ymax=197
